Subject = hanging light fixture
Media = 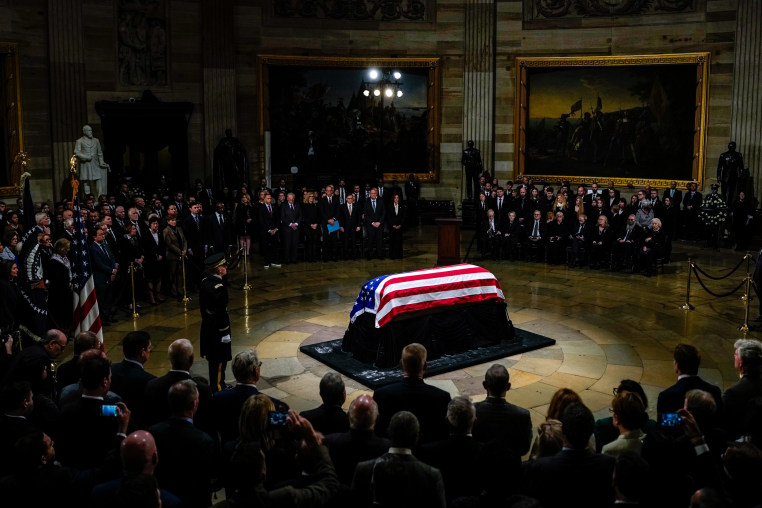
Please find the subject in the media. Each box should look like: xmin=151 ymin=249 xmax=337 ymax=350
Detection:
xmin=361 ymin=69 xmax=403 ymax=100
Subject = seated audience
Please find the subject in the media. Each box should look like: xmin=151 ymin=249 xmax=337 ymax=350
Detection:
xmin=594 ymin=379 xmax=656 ymax=452
xmin=55 ymin=331 xmax=99 ymax=393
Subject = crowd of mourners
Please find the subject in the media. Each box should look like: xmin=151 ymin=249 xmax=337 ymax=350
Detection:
xmin=0 ymin=175 xmax=759 ymax=507
xmin=0 ymin=331 xmax=761 ymax=508
xmin=475 ymin=177 xmax=754 ymax=276
xmin=0 ymin=174 xmax=420 ymax=340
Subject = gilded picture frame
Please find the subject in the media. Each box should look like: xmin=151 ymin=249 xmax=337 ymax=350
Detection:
xmin=514 ymin=53 xmax=710 ymax=189
xmin=257 ymin=55 xmax=441 ymax=185
xmin=0 ymin=43 xmax=24 ymax=198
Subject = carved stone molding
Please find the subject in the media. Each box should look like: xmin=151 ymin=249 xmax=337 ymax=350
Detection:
xmin=272 ymin=0 xmax=429 ymax=22
xmin=526 ymin=0 xmax=702 ymax=28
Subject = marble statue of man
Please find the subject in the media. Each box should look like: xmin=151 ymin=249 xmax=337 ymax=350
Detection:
xmin=74 ymin=124 xmax=110 ymax=197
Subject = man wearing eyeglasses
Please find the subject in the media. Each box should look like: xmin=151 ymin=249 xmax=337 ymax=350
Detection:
xmin=4 ymin=329 xmax=67 ymax=399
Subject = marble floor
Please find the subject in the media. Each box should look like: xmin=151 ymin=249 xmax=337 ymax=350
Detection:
xmin=95 ymin=225 xmax=759 ymax=443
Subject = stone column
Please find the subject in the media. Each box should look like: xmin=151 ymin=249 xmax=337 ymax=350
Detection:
xmin=730 ymin=0 xmax=762 ymax=199
xmin=202 ymin=0 xmax=238 ymax=185
xmin=48 ymin=0 xmax=88 ymax=199
xmin=462 ymin=0 xmax=496 ymax=178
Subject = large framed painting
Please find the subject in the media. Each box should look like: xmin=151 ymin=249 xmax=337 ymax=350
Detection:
xmin=514 ymin=53 xmax=710 ymax=189
xmin=257 ymin=55 xmax=441 ymax=186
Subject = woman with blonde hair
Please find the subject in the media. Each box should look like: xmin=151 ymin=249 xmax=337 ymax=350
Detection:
xmin=530 ymin=387 xmax=584 ymax=460
xmin=237 ymin=394 xmax=299 ymax=486
xmin=235 ymin=193 xmax=255 ymax=255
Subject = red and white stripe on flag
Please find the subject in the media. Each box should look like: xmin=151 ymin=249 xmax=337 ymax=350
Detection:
xmin=373 ymin=264 xmax=504 ymax=328
xmin=72 ymin=276 xmax=104 ymax=343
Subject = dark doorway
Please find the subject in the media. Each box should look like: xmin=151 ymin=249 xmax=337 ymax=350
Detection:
xmin=95 ymin=91 xmax=193 ymax=194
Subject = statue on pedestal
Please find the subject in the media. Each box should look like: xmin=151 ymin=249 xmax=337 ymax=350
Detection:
xmin=461 ymin=140 xmax=483 ymax=200
xmin=717 ymin=141 xmax=746 ymax=203
xmin=74 ymin=125 xmax=110 ymax=198
xmin=213 ymin=129 xmax=248 ymax=193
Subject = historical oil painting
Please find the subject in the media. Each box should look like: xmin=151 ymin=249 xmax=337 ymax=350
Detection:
xmin=258 ymin=56 xmax=441 ymax=185
xmin=515 ymin=54 xmax=710 ymax=188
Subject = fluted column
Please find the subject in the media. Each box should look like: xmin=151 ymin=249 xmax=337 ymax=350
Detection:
xmin=463 ymin=0 xmax=496 ymax=177
xmin=202 ymin=0 xmax=237 ymax=181
xmin=48 ymin=0 xmax=87 ymax=196
xmin=730 ymin=0 xmax=762 ymax=198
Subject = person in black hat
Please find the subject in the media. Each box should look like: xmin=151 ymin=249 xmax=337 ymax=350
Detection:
xmin=199 ymin=252 xmax=231 ymax=392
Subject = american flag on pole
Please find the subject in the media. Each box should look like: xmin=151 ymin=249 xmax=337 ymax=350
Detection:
xmin=71 ymin=196 xmax=103 ymax=342
xmin=350 ymin=264 xmax=505 ymax=328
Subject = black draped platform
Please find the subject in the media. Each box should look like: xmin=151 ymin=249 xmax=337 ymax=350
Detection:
xmin=300 ymin=325 xmax=556 ymax=389
xmin=342 ymin=300 xmax=515 ymax=368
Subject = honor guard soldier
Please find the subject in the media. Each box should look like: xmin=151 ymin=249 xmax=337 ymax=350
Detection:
xmin=200 ymin=252 xmax=232 ymax=392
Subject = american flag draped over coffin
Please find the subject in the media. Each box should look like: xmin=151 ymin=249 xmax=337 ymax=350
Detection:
xmin=349 ymin=264 xmax=505 ymax=329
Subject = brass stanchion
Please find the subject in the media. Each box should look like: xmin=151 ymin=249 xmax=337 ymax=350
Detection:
xmin=741 ymin=254 xmax=752 ymax=301
xmin=681 ymin=257 xmax=695 ymax=310
xmin=242 ymin=249 xmax=251 ymax=290
xmin=739 ymin=273 xmax=752 ymax=331
xmin=181 ymin=255 xmax=191 ymax=304
xmin=129 ymin=262 xmax=139 ymax=319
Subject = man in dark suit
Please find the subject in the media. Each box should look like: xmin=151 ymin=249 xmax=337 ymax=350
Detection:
xmin=352 ymin=411 xmax=445 ymax=508
xmin=472 ymin=364 xmax=532 ymax=456
xmin=279 ymin=192 xmax=301 ymax=264
xmin=663 ymin=180 xmax=683 ymax=206
xmin=194 ymin=179 xmax=215 ymax=216
xmin=523 ymin=402 xmax=616 ymax=508
xmin=524 ymin=209 xmax=547 ymax=261
xmin=203 ymin=201 xmax=232 ymax=255
xmin=722 ymin=338 xmax=762 ymax=439
xmin=339 ymin=193 xmax=361 ymax=260
xmin=656 ymin=343 xmax=723 ymax=423
xmin=182 ymin=202 xmax=204 ymax=290
xmin=567 ymin=214 xmax=591 ymax=268
xmin=258 ymin=193 xmax=281 ymax=268
xmin=611 ymin=214 xmax=644 ymax=271
xmin=212 ymin=348 xmax=288 ymax=445
xmin=301 ymin=372 xmax=349 ymax=435
xmin=110 ymin=331 xmax=157 ymax=426
xmin=377 ymin=178 xmax=391 ymax=206
xmin=373 ymin=343 xmax=451 ymax=444
xmin=149 ymin=380 xmax=217 ymax=508
xmin=55 ymin=352 xmax=131 ymax=469
xmin=682 ymin=182 xmax=703 ymax=240
xmin=55 ymin=331 xmax=99 ymax=391
xmin=90 ymin=227 xmax=118 ymax=322
xmin=419 ymin=396 xmax=488 ymax=502
xmin=143 ymin=339 xmax=214 ymax=435
xmin=323 ymin=394 xmax=390 ymax=486
xmin=319 ymin=184 xmax=340 ymax=262
xmin=0 ymin=381 xmax=37 ymax=476
xmin=363 ymin=187 xmax=386 ymax=260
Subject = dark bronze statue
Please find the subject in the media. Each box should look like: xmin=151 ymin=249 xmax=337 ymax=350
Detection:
xmin=213 ymin=129 xmax=248 ymax=193
xmin=717 ymin=141 xmax=746 ymax=203
xmin=461 ymin=140 xmax=483 ymax=200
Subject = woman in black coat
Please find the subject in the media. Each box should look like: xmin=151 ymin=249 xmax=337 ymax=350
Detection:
xmin=141 ymin=216 xmax=166 ymax=304
xmin=46 ymin=238 xmax=74 ymax=332
xmin=119 ymin=223 xmax=144 ymax=309
xmin=638 ymin=218 xmax=667 ymax=277
xmin=589 ymin=215 xmax=613 ymax=269
xmin=301 ymin=194 xmax=320 ymax=262
xmin=389 ymin=194 xmax=406 ymax=259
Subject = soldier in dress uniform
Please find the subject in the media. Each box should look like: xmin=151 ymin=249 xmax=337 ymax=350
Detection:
xmin=199 ymin=252 xmax=232 ymax=392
